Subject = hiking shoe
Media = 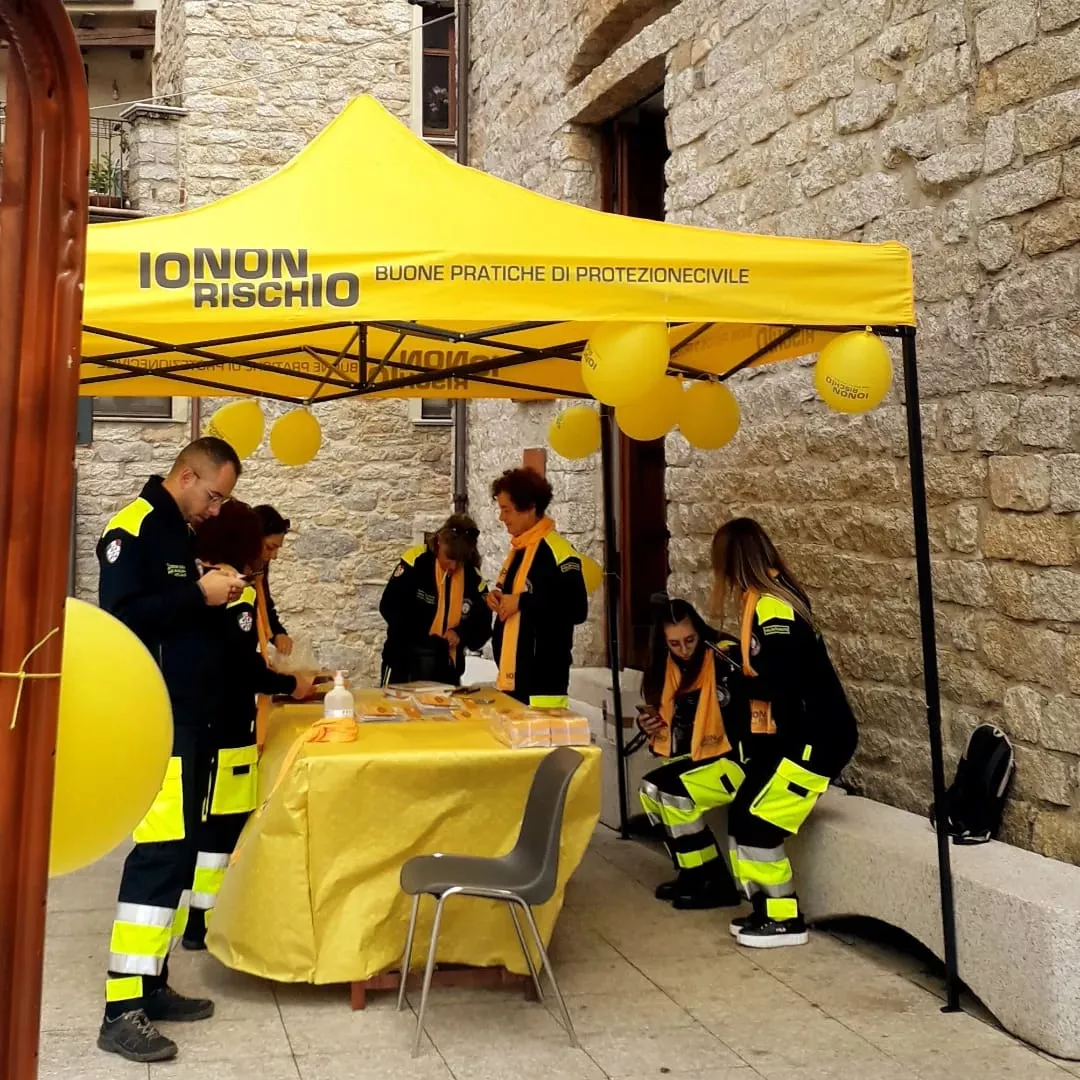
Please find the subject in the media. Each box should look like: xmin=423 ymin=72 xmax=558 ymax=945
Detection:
xmin=654 ymin=871 xmax=691 ymax=901
xmin=144 ymin=985 xmax=215 ymax=1023
xmin=98 ymin=1010 xmax=178 ymax=1063
xmin=736 ymin=916 xmax=809 ymax=948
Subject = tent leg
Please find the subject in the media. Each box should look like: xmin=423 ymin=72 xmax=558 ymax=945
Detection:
xmin=901 ymin=328 xmax=961 ymax=1013
xmin=599 ymin=406 xmax=630 ymax=839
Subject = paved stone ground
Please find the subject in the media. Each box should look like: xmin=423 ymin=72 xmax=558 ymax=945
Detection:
xmin=41 ymin=827 xmax=1080 ymax=1080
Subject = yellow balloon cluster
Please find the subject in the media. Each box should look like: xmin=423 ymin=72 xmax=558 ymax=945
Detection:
xmin=51 ymin=599 xmax=174 ymax=877
xmin=548 ymin=405 xmax=601 ymax=459
xmin=581 ymin=323 xmax=670 ymax=408
xmin=205 ymin=400 xmax=264 ymax=459
xmin=679 ymin=381 xmax=741 ymax=451
xmin=615 ymin=377 xmax=684 ymax=442
xmin=271 ymin=409 xmax=323 ymax=466
xmin=814 ymin=330 xmax=893 ymax=414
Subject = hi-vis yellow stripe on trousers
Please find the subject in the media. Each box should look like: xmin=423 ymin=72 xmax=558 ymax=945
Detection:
xmin=210 ymin=745 xmax=259 ymax=817
xmin=105 ymin=975 xmax=143 ymax=1004
xmin=749 ymin=757 xmax=829 ymax=834
xmin=133 ymin=756 xmax=185 ymax=844
xmin=191 ymin=851 xmax=230 ymax=910
xmin=109 ymin=903 xmax=174 ymax=975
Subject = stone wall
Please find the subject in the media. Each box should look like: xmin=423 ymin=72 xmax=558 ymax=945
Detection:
xmin=75 ymin=0 xmax=452 ymax=684
xmin=465 ymin=0 xmax=1080 ymax=862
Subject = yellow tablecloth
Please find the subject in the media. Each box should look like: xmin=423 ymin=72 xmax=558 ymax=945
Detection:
xmin=205 ymin=699 xmax=601 ymax=984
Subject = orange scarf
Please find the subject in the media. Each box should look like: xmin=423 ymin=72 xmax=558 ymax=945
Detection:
xmin=254 ymin=575 xmax=273 ymax=751
xmin=650 ymin=654 xmax=731 ymax=761
xmin=431 ymin=563 xmax=465 ymax=664
xmin=495 ymin=516 xmax=555 ymax=692
xmin=740 ymin=586 xmax=778 ymax=736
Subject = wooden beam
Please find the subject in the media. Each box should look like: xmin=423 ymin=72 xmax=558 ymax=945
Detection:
xmin=74 ymin=26 xmax=153 ymax=46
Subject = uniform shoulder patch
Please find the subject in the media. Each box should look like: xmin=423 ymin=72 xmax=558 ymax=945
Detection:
xmin=237 ymin=610 xmax=254 ymax=632
xmin=393 ymin=564 xmax=405 ymax=578
xmin=105 ymin=538 xmax=122 ymax=564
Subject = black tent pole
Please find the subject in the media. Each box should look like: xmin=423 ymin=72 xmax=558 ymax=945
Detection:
xmin=599 ymin=405 xmax=630 ymax=838
xmin=900 ymin=326 xmax=961 ymax=1012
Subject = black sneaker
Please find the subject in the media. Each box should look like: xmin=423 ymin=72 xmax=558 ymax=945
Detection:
xmin=97 ymin=1010 xmax=178 ymax=1062
xmin=671 ymin=875 xmax=740 ymax=911
xmin=729 ymin=913 xmax=757 ymax=937
xmin=736 ymin=915 xmax=809 ymax=948
xmin=144 ymin=985 xmax=215 ymax=1023
xmin=729 ymin=894 xmax=765 ymax=937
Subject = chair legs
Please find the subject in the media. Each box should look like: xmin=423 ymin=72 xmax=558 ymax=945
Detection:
xmin=397 ymin=893 xmax=421 ymax=1012
xmin=412 ymin=892 xmax=448 ymax=1058
xmin=516 ymin=900 xmax=578 ymax=1048
xmin=401 ymin=891 xmax=577 ymax=1057
xmin=509 ymin=903 xmax=544 ymax=1003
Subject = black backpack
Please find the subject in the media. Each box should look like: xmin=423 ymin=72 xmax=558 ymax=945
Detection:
xmin=930 ymin=725 xmax=1015 ymax=845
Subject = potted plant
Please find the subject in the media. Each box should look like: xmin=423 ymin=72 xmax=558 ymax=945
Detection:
xmin=88 ymin=156 xmax=123 ymax=209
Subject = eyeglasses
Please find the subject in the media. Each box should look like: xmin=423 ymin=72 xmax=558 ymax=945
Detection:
xmin=192 ymin=468 xmax=230 ymax=506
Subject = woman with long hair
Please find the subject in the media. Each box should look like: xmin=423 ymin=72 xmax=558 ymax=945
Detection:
xmin=711 ymin=517 xmax=857 ymax=948
xmin=252 ymin=504 xmax=293 ymax=656
xmin=184 ymin=500 xmax=314 ymax=949
xmin=379 ymin=513 xmax=493 ymax=686
xmin=637 ymin=596 xmax=746 ymax=911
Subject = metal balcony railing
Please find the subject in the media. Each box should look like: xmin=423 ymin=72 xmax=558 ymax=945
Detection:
xmin=0 ymin=105 xmax=130 ymax=207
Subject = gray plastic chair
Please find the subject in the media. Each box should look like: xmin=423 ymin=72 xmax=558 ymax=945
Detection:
xmin=396 ymin=746 xmax=583 ymax=1057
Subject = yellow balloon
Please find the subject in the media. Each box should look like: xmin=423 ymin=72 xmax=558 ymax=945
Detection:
xmin=814 ymin=330 xmax=893 ymax=414
xmin=549 ymin=405 xmax=601 ymax=459
xmin=581 ymin=555 xmax=603 ymax=596
xmin=51 ymin=599 xmax=173 ymax=877
xmin=615 ymin=377 xmax=684 ymax=441
xmin=581 ymin=322 xmax=670 ymax=407
xmin=270 ymin=409 xmax=323 ymax=467
xmin=679 ymin=381 xmax=740 ymax=451
xmin=205 ymin=399 xmax=264 ymax=459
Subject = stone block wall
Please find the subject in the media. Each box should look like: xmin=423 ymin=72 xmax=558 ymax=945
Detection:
xmin=75 ymin=0 xmax=452 ymax=684
xmin=466 ymin=0 xmax=1080 ymax=862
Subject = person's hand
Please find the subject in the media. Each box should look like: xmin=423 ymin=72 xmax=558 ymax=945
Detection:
xmin=444 ymin=628 xmax=461 ymax=650
xmin=199 ymin=568 xmax=243 ymax=607
xmin=291 ymin=674 xmax=316 ymax=700
xmin=485 ymin=590 xmax=502 ymax=614
xmin=497 ymin=593 xmax=520 ymax=621
xmin=273 ymin=634 xmax=294 ymax=656
xmin=637 ymin=707 xmax=666 ymax=737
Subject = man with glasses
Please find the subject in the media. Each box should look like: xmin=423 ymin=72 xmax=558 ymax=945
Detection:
xmin=96 ymin=437 xmax=244 ymax=1063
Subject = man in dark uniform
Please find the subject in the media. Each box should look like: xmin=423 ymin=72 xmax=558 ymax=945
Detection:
xmin=96 ymin=437 xmax=244 ymax=1064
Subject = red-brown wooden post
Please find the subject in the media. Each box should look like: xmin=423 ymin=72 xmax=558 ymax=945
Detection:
xmin=0 ymin=1 xmax=89 ymax=1075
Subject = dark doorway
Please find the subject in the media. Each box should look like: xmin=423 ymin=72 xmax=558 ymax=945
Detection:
xmin=600 ymin=91 xmax=670 ymax=670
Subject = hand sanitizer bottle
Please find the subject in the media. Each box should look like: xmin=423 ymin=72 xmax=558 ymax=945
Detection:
xmin=323 ymin=671 xmax=355 ymax=721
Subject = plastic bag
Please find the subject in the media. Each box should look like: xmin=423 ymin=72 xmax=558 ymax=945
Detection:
xmin=268 ymin=634 xmax=319 ymax=676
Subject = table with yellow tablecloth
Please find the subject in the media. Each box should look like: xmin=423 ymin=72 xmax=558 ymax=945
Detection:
xmin=205 ymin=697 xmax=602 ymax=984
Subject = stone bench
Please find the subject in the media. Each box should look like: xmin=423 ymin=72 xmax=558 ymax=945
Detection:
xmin=788 ymin=789 xmax=1080 ymax=1060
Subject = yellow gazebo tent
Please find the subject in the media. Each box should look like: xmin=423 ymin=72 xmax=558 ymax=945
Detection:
xmin=78 ymin=96 xmax=958 ymax=1003
xmin=80 ymin=95 xmax=914 ymax=404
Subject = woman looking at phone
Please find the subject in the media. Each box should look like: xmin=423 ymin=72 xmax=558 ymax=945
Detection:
xmin=637 ymin=596 xmax=746 ymax=911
